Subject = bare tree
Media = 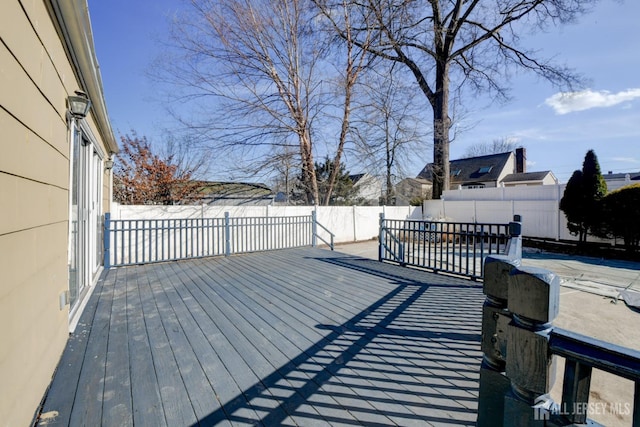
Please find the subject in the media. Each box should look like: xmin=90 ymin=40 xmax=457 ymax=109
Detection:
xmin=352 ymin=62 xmax=430 ymax=204
xmin=463 ymin=137 xmax=520 ymax=158
xmin=316 ymin=0 xmax=372 ymax=205
xmin=158 ymin=0 xmax=372 ymax=206
xmin=160 ymin=0 xmax=322 ymax=203
xmin=270 ymin=145 xmax=300 ymax=204
xmin=314 ymin=0 xmax=594 ymax=198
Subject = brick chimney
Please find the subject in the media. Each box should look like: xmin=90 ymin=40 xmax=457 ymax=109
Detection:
xmin=515 ymin=147 xmax=526 ymax=174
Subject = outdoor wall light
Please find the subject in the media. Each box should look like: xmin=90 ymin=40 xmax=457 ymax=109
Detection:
xmin=67 ymin=91 xmax=91 ymax=118
xmin=104 ymin=159 xmax=114 ymax=171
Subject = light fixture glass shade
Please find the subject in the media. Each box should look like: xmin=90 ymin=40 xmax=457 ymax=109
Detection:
xmin=68 ymin=94 xmax=91 ymax=118
xmin=104 ymin=160 xmax=114 ymax=170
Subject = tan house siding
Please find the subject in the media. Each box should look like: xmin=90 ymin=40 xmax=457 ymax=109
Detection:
xmin=494 ymin=154 xmax=516 ymax=187
xmin=0 ymin=1 xmax=116 ymax=425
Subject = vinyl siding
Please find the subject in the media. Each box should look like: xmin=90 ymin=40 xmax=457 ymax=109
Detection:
xmin=0 ymin=1 xmax=111 ymax=425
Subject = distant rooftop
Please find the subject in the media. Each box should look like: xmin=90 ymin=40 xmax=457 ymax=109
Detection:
xmin=418 ymin=152 xmax=512 ymax=184
xmin=501 ymin=171 xmax=555 ymax=183
xmin=603 ymin=171 xmax=640 ymax=181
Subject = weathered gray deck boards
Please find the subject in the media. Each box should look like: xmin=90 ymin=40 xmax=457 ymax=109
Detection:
xmin=38 ymin=248 xmax=484 ymax=426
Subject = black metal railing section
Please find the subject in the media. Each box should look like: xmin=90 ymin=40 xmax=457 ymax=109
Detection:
xmin=378 ymin=213 xmax=513 ymax=279
xmin=549 ymin=328 xmax=640 ymax=425
xmin=104 ymin=212 xmax=334 ymax=268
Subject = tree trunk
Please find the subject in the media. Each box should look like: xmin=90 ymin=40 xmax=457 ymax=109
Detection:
xmin=385 ymin=125 xmax=394 ymax=205
xmin=300 ymin=130 xmax=319 ymax=204
xmin=431 ymin=61 xmax=450 ymax=200
xmin=324 ymin=98 xmax=350 ymax=205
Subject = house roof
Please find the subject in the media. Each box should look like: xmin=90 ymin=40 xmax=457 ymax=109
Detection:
xmin=398 ymin=177 xmax=431 ymax=186
xmin=349 ymin=173 xmax=366 ymax=184
xmin=199 ymin=181 xmax=272 ymax=197
xmin=603 ymin=172 xmax=640 ymax=181
xmin=418 ymin=152 xmax=512 ymax=184
xmin=501 ymin=171 xmax=554 ymax=183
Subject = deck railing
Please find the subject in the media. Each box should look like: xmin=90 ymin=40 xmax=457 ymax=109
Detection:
xmin=378 ymin=213 xmax=514 ymax=279
xmin=478 ymin=217 xmax=640 ymax=426
xmin=104 ymin=211 xmax=334 ymax=268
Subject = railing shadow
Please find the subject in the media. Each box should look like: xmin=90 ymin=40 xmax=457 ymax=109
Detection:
xmin=193 ymin=254 xmax=484 ymax=426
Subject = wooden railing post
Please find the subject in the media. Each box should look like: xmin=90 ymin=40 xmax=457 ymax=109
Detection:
xmin=504 ymin=266 xmax=560 ymax=426
xmin=478 ymin=214 xmax=524 ymax=427
xmin=477 ymin=255 xmax=519 ymax=427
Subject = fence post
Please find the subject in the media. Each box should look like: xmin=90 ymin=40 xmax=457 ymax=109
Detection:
xmin=378 ymin=212 xmax=385 ymax=262
xmin=311 ymin=210 xmax=318 ymax=247
xmin=507 ymin=215 xmax=523 ymax=259
xmin=224 ymin=212 xmax=231 ymax=256
xmin=104 ymin=212 xmax=111 ymax=269
xmin=503 ymin=266 xmax=560 ymax=425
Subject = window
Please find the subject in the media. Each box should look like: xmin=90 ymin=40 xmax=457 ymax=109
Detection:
xmin=478 ymin=166 xmax=493 ymax=174
xmin=451 ymin=169 xmax=462 ymax=177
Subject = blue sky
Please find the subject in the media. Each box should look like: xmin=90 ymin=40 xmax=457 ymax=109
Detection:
xmin=88 ymin=0 xmax=640 ymax=183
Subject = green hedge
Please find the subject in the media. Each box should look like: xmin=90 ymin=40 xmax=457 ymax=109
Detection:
xmin=597 ymin=183 xmax=640 ymax=251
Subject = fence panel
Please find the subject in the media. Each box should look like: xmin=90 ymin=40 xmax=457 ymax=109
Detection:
xmin=106 ymin=214 xmax=317 ymax=267
xmin=107 ymin=217 xmax=226 ymax=267
xmin=228 ymin=216 xmax=312 ymax=254
xmin=111 ymin=203 xmax=422 ymax=244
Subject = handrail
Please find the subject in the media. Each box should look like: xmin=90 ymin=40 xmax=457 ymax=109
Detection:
xmin=314 ymin=220 xmax=335 ymax=250
xmin=549 ymin=328 xmax=640 ymax=425
xmin=550 ymin=327 xmax=640 ymax=382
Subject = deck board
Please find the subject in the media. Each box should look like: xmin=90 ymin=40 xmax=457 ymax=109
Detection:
xmin=38 ymin=247 xmax=484 ymax=426
xmin=127 ymin=267 xmax=167 ymax=427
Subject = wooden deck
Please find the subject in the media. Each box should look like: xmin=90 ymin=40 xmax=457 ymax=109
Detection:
xmin=38 ymin=248 xmax=484 ymax=426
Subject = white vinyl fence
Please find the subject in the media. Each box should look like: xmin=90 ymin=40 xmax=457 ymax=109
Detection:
xmin=110 ymin=203 xmax=422 ymax=246
xmin=423 ymin=185 xmax=613 ymax=243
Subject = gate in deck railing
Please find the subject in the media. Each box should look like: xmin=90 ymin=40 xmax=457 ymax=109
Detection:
xmin=378 ymin=213 xmax=515 ymax=279
xmin=104 ymin=211 xmax=334 ymax=268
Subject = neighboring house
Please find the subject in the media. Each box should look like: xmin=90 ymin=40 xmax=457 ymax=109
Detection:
xmin=417 ymin=148 xmax=555 ymax=190
xmin=198 ymin=181 xmax=274 ymax=206
xmin=349 ymin=173 xmax=383 ymax=205
xmin=501 ymin=171 xmax=558 ymax=187
xmin=394 ymin=178 xmax=432 ymax=205
xmin=1 ymin=1 xmax=117 ymax=425
xmin=603 ymin=171 xmax=640 ymax=192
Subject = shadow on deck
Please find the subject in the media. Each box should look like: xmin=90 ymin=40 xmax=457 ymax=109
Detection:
xmin=38 ymin=248 xmax=484 ymax=426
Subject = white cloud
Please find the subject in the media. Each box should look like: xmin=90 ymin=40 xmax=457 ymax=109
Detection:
xmin=611 ymin=157 xmax=640 ymax=164
xmin=544 ymin=88 xmax=640 ymax=115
